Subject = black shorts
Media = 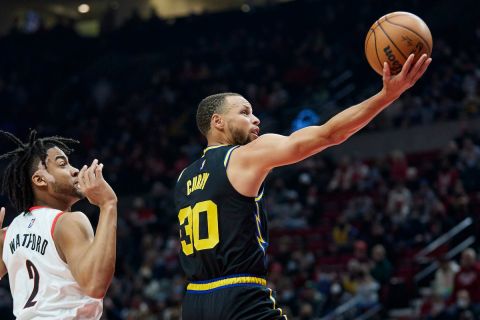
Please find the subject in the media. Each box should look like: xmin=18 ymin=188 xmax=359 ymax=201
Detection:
xmin=182 ymin=275 xmax=287 ymax=320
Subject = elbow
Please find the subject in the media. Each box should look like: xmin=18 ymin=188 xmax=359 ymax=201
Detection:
xmin=83 ymin=281 xmax=111 ymax=299
xmin=316 ymin=124 xmax=350 ymax=147
xmin=85 ymin=288 xmax=107 ymax=299
xmin=332 ymin=136 xmax=348 ymax=146
xmin=326 ymin=131 xmax=349 ymax=146
xmin=82 ymin=273 xmax=114 ymax=299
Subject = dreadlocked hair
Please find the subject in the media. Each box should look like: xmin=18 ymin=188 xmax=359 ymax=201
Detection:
xmin=0 ymin=130 xmax=79 ymax=212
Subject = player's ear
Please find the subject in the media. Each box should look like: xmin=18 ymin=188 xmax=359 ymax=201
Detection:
xmin=211 ymin=114 xmax=224 ymax=130
xmin=32 ymin=170 xmax=48 ymax=187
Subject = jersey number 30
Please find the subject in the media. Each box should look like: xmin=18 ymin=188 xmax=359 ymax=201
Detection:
xmin=178 ymin=200 xmax=219 ymax=255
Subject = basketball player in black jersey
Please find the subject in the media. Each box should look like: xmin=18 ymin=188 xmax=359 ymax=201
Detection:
xmin=175 ymin=54 xmax=431 ymax=319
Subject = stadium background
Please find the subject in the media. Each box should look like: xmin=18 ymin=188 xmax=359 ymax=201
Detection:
xmin=0 ymin=0 xmax=479 ymax=319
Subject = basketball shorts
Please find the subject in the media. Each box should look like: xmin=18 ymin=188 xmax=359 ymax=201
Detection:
xmin=182 ymin=274 xmax=287 ymax=320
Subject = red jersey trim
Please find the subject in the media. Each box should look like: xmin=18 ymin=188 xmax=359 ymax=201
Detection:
xmin=51 ymin=212 xmax=65 ymax=238
xmin=29 ymin=206 xmax=50 ymax=212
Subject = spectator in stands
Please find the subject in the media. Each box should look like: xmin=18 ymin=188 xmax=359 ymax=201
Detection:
xmin=446 ymin=180 xmax=470 ymax=218
xmin=351 ymin=240 xmax=370 ymax=265
xmin=297 ymin=302 xmax=314 ymax=320
xmin=331 ymin=215 xmax=354 ymax=253
xmin=432 ymin=255 xmax=460 ymax=300
xmin=459 ymin=138 xmax=480 ymax=192
xmin=451 ymin=249 xmax=480 ymax=306
xmin=460 ymin=138 xmax=480 ymax=168
xmin=355 ymin=265 xmax=380 ymax=310
xmin=328 ymin=156 xmax=355 ymax=191
xmin=436 ymin=158 xmax=459 ymax=197
xmin=386 ymin=182 xmax=412 ymax=224
xmin=370 ymin=244 xmax=393 ymax=286
xmin=298 ymin=281 xmax=322 ymax=319
xmin=420 ymin=291 xmax=448 ymax=320
xmin=389 ymin=150 xmax=408 ymax=183
xmin=322 ymin=279 xmax=350 ymax=315
xmin=447 ymin=290 xmax=479 ymax=320
xmin=343 ymin=259 xmax=362 ymax=295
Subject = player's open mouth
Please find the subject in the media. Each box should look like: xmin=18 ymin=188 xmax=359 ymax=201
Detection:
xmin=251 ymin=128 xmax=260 ymax=136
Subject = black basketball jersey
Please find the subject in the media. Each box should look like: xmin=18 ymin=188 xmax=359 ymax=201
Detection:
xmin=175 ymin=145 xmax=269 ymax=281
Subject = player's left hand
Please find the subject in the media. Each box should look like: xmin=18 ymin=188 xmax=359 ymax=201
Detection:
xmin=381 ymin=53 xmax=432 ymax=101
xmin=78 ymin=159 xmax=118 ymax=209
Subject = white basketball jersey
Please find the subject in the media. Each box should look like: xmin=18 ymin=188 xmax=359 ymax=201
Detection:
xmin=2 ymin=206 xmax=103 ymax=319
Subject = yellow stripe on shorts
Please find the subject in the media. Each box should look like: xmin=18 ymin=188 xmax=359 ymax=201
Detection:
xmin=187 ymin=275 xmax=266 ymax=292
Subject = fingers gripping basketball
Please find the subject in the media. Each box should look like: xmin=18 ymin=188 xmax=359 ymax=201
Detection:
xmin=365 ymin=12 xmax=433 ymax=76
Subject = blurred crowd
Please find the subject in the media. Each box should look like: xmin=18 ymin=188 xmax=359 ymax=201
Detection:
xmin=261 ymin=128 xmax=480 ymax=319
xmin=0 ymin=0 xmax=480 ymax=319
xmin=420 ymin=249 xmax=480 ymax=320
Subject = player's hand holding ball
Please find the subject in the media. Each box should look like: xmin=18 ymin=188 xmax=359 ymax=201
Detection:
xmin=365 ymin=12 xmax=433 ymax=100
xmin=381 ymin=53 xmax=431 ymax=100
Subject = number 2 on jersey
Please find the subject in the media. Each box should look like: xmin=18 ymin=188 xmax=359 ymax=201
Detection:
xmin=24 ymin=260 xmax=40 ymax=309
xmin=178 ymin=200 xmax=219 ymax=255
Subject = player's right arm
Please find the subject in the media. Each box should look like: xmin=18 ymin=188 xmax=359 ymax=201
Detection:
xmin=229 ymin=54 xmax=431 ymax=196
xmin=227 ymin=54 xmax=431 ymax=196
xmin=54 ymin=160 xmax=117 ymax=299
xmin=0 ymin=207 xmax=6 ymax=279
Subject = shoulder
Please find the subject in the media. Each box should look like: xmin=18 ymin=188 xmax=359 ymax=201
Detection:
xmin=232 ymin=134 xmax=287 ymax=160
xmin=56 ymin=211 xmax=91 ymax=227
xmin=229 ymin=135 xmax=287 ymax=170
xmin=57 ymin=211 xmax=89 ymax=221
xmin=54 ymin=211 xmax=93 ymax=240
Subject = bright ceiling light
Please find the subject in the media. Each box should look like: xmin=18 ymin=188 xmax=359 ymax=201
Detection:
xmin=78 ymin=4 xmax=90 ymax=14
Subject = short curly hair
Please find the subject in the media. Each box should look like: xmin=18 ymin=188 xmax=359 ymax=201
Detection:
xmin=196 ymin=92 xmax=241 ymax=136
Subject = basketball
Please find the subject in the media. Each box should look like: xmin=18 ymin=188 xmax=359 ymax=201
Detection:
xmin=365 ymin=12 xmax=432 ymax=76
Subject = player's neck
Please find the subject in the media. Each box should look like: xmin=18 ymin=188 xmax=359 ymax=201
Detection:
xmin=207 ymin=131 xmax=233 ymax=147
xmin=206 ymin=138 xmax=231 ymax=147
xmin=206 ymin=142 xmax=229 ymax=147
xmin=32 ymin=197 xmax=73 ymax=212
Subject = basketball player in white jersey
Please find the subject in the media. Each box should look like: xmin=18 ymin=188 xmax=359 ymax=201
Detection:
xmin=0 ymin=130 xmax=117 ymax=319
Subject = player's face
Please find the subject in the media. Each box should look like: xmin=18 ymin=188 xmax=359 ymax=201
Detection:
xmin=35 ymin=147 xmax=84 ymax=200
xmin=223 ymin=96 xmax=260 ymax=145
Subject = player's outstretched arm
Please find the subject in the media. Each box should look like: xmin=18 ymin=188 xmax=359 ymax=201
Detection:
xmin=54 ymin=160 xmax=117 ymax=299
xmin=0 ymin=207 xmax=7 ymax=279
xmin=240 ymin=54 xmax=431 ymax=169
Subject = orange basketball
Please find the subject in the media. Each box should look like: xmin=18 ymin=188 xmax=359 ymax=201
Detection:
xmin=365 ymin=12 xmax=432 ymax=76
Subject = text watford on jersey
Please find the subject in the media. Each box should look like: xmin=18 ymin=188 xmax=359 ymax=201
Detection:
xmin=9 ymin=233 xmax=49 ymax=255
